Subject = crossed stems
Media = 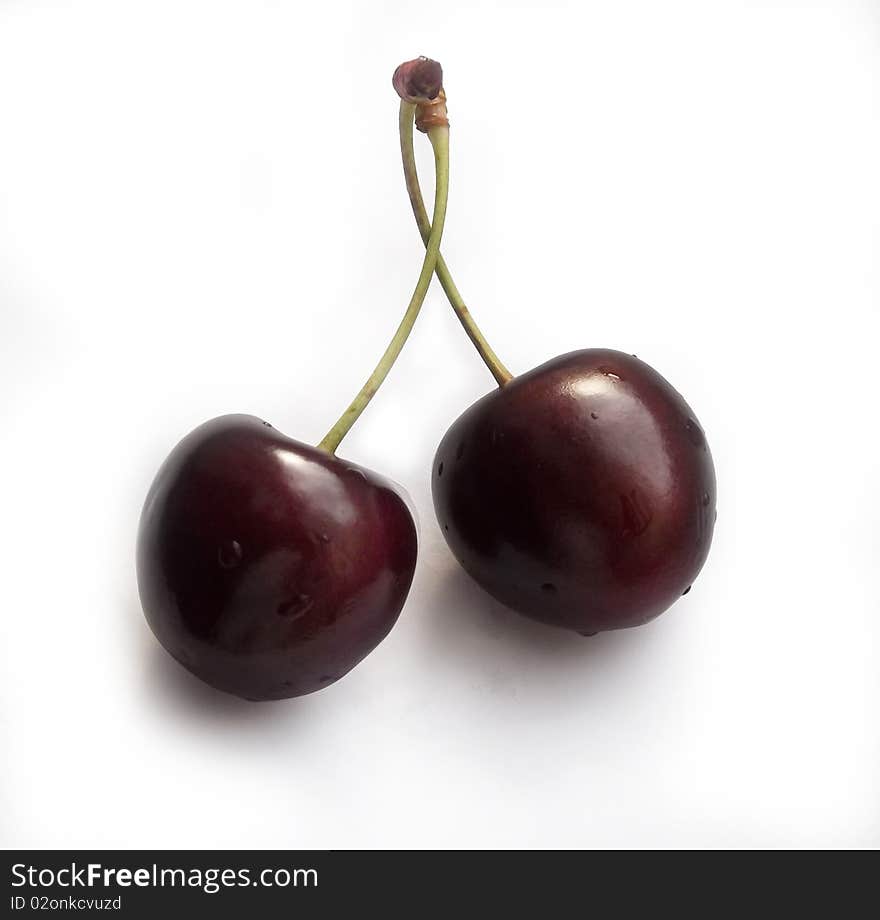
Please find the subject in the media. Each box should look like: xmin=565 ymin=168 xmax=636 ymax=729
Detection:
xmin=397 ymin=101 xmax=512 ymax=388
xmin=318 ymin=117 xmax=450 ymax=454
xmin=319 ymin=90 xmax=513 ymax=455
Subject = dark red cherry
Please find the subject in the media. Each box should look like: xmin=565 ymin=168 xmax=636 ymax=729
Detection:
xmin=432 ymin=349 xmax=716 ymax=634
xmin=137 ymin=415 xmax=417 ymax=700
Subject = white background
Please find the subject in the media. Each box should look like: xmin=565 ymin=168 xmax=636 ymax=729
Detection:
xmin=1 ymin=0 xmax=878 ymax=849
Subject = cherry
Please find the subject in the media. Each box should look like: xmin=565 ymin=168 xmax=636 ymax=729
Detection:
xmin=431 ymin=350 xmax=716 ymax=633
xmin=137 ymin=60 xmax=452 ymax=699
xmin=137 ymin=415 xmax=417 ymax=699
xmin=398 ymin=81 xmax=716 ymax=634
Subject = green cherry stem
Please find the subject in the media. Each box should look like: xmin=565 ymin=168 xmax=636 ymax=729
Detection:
xmin=399 ymin=102 xmax=513 ymax=387
xmin=318 ymin=117 xmax=450 ymax=454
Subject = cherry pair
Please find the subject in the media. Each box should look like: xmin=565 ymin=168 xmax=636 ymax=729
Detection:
xmin=137 ymin=59 xmax=716 ymax=701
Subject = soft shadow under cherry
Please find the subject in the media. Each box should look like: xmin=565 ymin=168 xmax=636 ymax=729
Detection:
xmin=418 ymin=558 xmax=665 ymax=674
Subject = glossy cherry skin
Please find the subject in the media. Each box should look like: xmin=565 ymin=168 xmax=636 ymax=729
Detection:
xmin=137 ymin=415 xmax=417 ymax=700
xmin=433 ymin=349 xmax=716 ymax=634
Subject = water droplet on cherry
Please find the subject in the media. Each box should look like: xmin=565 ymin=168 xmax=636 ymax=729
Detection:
xmin=276 ymin=594 xmax=314 ymax=619
xmin=685 ymin=418 xmax=706 ymax=449
xmin=217 ymin=540 xmax=242 ymax=569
